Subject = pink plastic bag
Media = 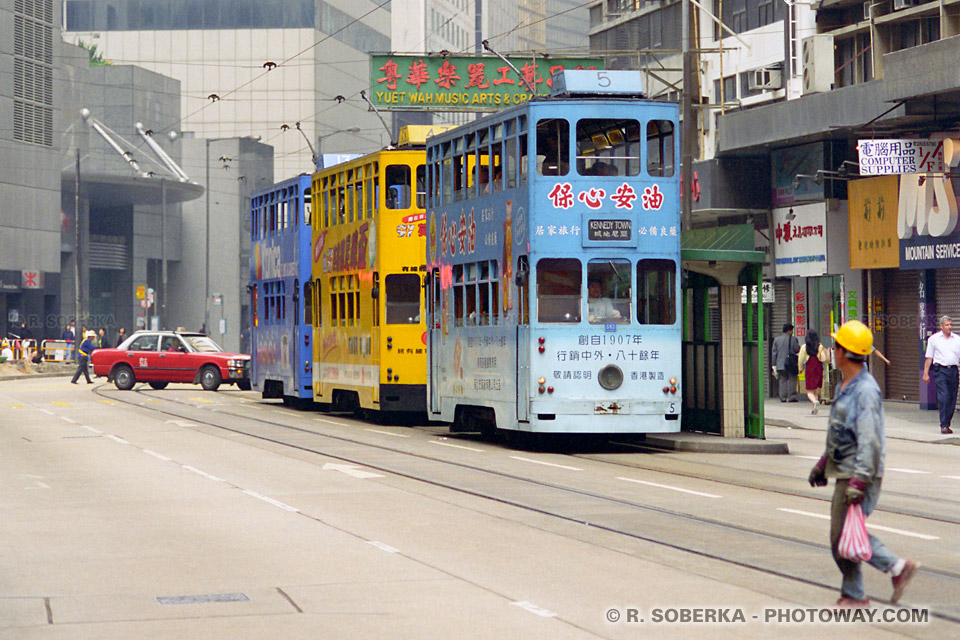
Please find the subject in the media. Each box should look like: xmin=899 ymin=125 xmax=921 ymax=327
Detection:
xmin=838 ymin=504 xmax=872 ymax=562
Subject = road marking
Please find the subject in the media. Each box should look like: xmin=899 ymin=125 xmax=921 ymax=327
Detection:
xmin=430 ymin=440 xmax=484 ymax=452
xmin=322 ymin=463 xmax=384 ymax=479
xmin=52 ymin=402 xmax=72 ymax=407
xmin=190 ymin=397 xmax=215 ymax=403
xmin=59 ymin=416 xmax=76 ymax=423
xmin=107 ymin=435 xmax=129 ymax=445
xmin=366 ymin=541 xmax=399 ymax=553
xmin=182 ymin=465 xmax=224 ymax=482
xmin=511 ymin=456 xmax=581 ymax=471
xmin=22 ymin=474 xmax=50 ymax=490
xmin=38 ymin=408 xmax=53 ymax=415
xmin=796 ymin=455 xmax=821 ymax=460
xmin=777 ymin=508 xmax=940 ymax=540
xmin=278 ymin=410 xmax=301 ymax=419
xmin=366 ymin=429 xmax=411 ymax=438
xmin=314 ymin=417 xmax=346 ymax=426
xmin=165 ymin=419 xmax=198 ymax=427
xmin=98 ymin=400 xmax=118 ymax=406
xmin=887 ymin=468 xmax=930 ymax=475
xmin=241 ymin=490 xmax=299 ymax=513
xmin=942 ymin=475 xmax=960 ymax=481
xmin=619 ymin=477 xmax=722 ymax=498
xmin=511 ymin=601 xmax=557 ymax=618
xmin=143 ymin=449 xmax=172 ymax=462
xmin=81 ymin=425 xmax=102 ymax=434
xmin=7 ymin=404 xmax=23 ymax=409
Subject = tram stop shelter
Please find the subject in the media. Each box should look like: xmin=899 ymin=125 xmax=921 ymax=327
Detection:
xmin=680 ymin=224 xmax=766 ymax=438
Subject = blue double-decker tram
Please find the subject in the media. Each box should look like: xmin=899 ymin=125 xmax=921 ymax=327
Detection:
xmin=250 ymin=174 xmax=314 ymax=404
xmin=426 ymin=70 xmax=682 ymax=436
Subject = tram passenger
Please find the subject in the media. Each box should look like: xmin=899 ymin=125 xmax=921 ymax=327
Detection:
xmin=807 ymin=320 xmax=919 ymax=607
xmin=587 ymin=279 xmax=621 ymax=324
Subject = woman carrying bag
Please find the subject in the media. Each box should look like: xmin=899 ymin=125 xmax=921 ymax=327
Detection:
xmin=798 ymin=329 xmax=830 ymax=414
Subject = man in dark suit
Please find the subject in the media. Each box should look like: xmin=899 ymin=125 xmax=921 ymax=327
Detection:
xmin=772 ymin=323 xmax=800 ymax=402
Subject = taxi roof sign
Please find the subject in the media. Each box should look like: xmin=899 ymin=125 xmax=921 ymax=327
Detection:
xmin=397 ymin=124 xmax=456 ymax=147
xmin=550 ymin=70 xmax=646 ymax=98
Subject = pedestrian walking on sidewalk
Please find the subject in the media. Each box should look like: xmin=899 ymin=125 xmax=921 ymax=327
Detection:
xmin=772 ymin=323 xmax=800 ymax=402
xmin=70 ymin=331 xmax=97 ymax=384
xmin=922 ymin=315 xmax=960 ymax=435
xmin=808 ymin=320 xmax=919 ymax=607
xmin=798 ymin=329 xmax=830 ymax=414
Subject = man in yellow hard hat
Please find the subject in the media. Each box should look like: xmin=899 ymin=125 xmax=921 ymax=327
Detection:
xmin=807 ymin=320 xmax=918 ymax=607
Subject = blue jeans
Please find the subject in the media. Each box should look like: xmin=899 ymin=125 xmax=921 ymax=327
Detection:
xmin=830 ymin=479 xmax=898 ymax=600
xmin=934 ymin=365 xmax=959 ymax=429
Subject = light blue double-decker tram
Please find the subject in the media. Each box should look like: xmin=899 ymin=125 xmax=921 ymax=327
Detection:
xmin=250 ymin=174 xmax=314 ymax=404
xmin=425 ymin=70 xmax=682 ymax=435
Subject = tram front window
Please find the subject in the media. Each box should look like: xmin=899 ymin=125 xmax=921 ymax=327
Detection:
xmin=385 ymin=273 xmax=421 ymax=324
xmin=637 ymin=259 xmax=677 ymax=324
xmin=576 ymin=119 xmax=641 ymax=177
xmin=536 ymin=258 xmax=581 ymax=323
xmin=587 ymin=259 xmax=631 ymax=324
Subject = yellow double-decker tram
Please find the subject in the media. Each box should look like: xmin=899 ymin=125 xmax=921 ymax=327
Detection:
xmin=310 ymin=126 xmax=447 ymax=414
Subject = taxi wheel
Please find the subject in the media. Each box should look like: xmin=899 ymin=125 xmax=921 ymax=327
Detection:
xmin=148 ymin=381 xmax=169 ymax=390
xmin=113 ymin=365 xmax=135 ymax=390
xmin=200 ymin=365 xmax=221 ymax=391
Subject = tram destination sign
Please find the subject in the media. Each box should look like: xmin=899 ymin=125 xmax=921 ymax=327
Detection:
xmin=857 ymin=139 xmax=944 ymax=175
xmin=588 ymin=219 xmax=632 ymax=241
xmin=370 ymin=54 xmax=604 ymax=112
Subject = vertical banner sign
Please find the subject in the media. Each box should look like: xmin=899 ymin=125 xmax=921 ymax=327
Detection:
xmin=847 ymin=176 xmax=899 ymax=269
xmin=772 ymin=203 xmax=828 ymax=277
xmin=370 ymin=55 xmax=604 ymax=111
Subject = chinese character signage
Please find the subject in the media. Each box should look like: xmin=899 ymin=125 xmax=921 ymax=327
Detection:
xmin=848 ymin=176 xmax=899 ymax=269
xmin=898 ymin=172 xmax=960 ymax=269
xmin=772 ymin=203 xmax=827 ymax=277
xmin=858 ymin=139 xmax=944 ymax=175
xmin=587 ymin=219 xmax=632 ymax=241
xmin=370 ymin=55 xmax=604 ymax=111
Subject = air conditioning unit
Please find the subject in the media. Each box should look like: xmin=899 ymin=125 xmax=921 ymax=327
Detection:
xmin=802 ymin=34 xmax=835 ymax=95
xmin=748 ymin=67 xmax=783 ymax=91
xmin=893 ymin=0 xmax=918 ymax=10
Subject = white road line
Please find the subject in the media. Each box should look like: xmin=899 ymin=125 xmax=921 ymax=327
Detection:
xmin=241 ymin=490 xmax=299 ymax=513
xmin=142 ymin=449 xmax=172 ymax=462
xmin=366 ymin=428 xmax=411 ymax=438
xmin=106 ymin=435 xmax=129 ymax=445
xmin=59 ymin=416 xmax=76 ymax=423
xmin=510 ymin=456 xmax=581 ymax=471
xmin=314 ymin=417 xmax=346 ymax=426
xmin=942 ymin=475 xmax=960 ymax=480
xmin=366 ymin=541 xmax=399 ymax=553
xmin=278 ymin=411 xmax=301 ymax=418
xmin=796 ymin=455 xmax=821 ymax=460
xmin=887 ymin=468 xmax=930 ymax=475
xmin=511 ymin=601 xmax=557 ymax=618
xmin=322 ymin=463 xmax=384 ymax=479
xmin=38 ymin=408 xmax=53 ymax=415
xmin=182 ymin=466 xmax=224 ymax=482
xmin=81 ymin=425 xmax=102 ymax=434
xmin=619 ymin=477 xmax=722 ymax=498
xmin=777 ymin=508 xmax=940 ymax=540
xmin=430 ymin=440 xmax=484 ymax=452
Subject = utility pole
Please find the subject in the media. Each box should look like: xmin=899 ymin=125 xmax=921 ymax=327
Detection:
xmin=74 ymin=148 xmax=82 ymax=327
xmin=681 ymin=0 xmax=698 ymax=231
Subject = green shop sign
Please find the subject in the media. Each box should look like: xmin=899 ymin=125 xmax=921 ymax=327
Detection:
xmin=369 ymin=54 xmax=605 ymax=111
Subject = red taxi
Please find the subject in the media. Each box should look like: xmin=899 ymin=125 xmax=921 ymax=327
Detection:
xmin=91 ymin=331 xmax=251 ymax=391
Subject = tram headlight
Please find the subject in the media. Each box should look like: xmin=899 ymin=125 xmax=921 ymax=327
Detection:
xmin=598 ymin=365 xmax=623 ymax=391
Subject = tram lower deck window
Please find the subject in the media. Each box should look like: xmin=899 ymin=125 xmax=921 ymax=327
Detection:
xmin=637 ymin=259 xmax=677 ymax=324
xmin=537 ymin=258 xmax=581 ymax=323
xmin=385 ymin=273 xmax=421 ymax=324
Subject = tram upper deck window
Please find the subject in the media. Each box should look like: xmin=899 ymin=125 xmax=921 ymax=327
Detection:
xmin=537 ymin=258 xmax=581 ymax=323
xmin=637 ymin=259 xmax=677 ymax=324
xmin=385 ymin=273 xmax=421 ymax=324
xmin=385 ymin=165 xmax=411 ymax=209
xmin=647 ymin=120 xmax=675 ymax=177
xmin=416 ymin=165 xmax=426 ymax=208
xmin=576 ymin=119 xmax=641 ymax=177
xmin=536 ymin=119 xmax=569 ymax=176
xmin=587 ymin=259 xmax=631 ymax=324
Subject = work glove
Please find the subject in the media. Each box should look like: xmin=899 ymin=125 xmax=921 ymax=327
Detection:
xmin=808 ymin=456 xmax=828 ymax=487
xmin=771 ymin=366 xmax=778 ymax=379
xmin=845 ymin=477 xmax=868 ymax=504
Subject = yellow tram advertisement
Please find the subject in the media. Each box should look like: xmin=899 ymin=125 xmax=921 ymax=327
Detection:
xmin=310 ymin=129 xmax=438 ymax=414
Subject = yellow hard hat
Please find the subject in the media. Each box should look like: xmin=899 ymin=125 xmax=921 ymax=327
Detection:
xmin=831 ymin=320 xmax=874 ymax=356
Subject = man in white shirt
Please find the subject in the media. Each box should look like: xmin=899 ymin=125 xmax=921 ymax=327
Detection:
xmin=587 ymin=279 xmax=622 ymax=324
xmin=922 ymin=315 xmax=960 ymax=434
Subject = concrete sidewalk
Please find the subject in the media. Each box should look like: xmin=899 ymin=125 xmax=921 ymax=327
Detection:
xmin=765 ymin=397 xmax=960 ymax=445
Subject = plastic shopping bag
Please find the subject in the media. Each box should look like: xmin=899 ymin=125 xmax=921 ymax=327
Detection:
xmin=838 ymin=504 xmax=872 ymax=562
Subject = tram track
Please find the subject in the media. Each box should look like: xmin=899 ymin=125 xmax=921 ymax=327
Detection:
xmin=94 ymin=385 xmax=960 ymax=628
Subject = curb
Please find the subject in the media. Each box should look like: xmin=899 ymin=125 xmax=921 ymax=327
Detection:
xmin=0 ymin=372 xmax=73 ymax=382
xmin=645 ymin=434 xmax=790 ymax=455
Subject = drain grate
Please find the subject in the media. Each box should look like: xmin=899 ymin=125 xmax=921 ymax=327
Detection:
xmin=156 ymin=593 xmax=249 ymax=605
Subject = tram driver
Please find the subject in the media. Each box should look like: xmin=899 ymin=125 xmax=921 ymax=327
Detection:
xmin=587 ymin=279 xmax=622 ymax=324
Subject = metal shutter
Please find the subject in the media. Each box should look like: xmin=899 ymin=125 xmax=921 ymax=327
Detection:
xmin=883 ymin=269 xmax=919 ymax=402
xmin=768 ymin=280 xmax=792 ymax=397
xmin=936 ymin=268 xmax=960 ymax=322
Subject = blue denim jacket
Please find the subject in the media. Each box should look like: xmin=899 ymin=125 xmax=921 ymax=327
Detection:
xmin=823 ymin=365 xmax=885 ymax=481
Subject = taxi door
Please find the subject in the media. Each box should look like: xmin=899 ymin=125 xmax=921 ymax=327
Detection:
xmin=158 ymin=335 xmax=193 ymax=382
xmin=124 ymin=333 xmax=161 ymax=381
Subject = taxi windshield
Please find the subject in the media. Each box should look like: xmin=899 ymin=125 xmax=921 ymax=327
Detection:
xmin=183 ymin=335 xmax=223 ymax=352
